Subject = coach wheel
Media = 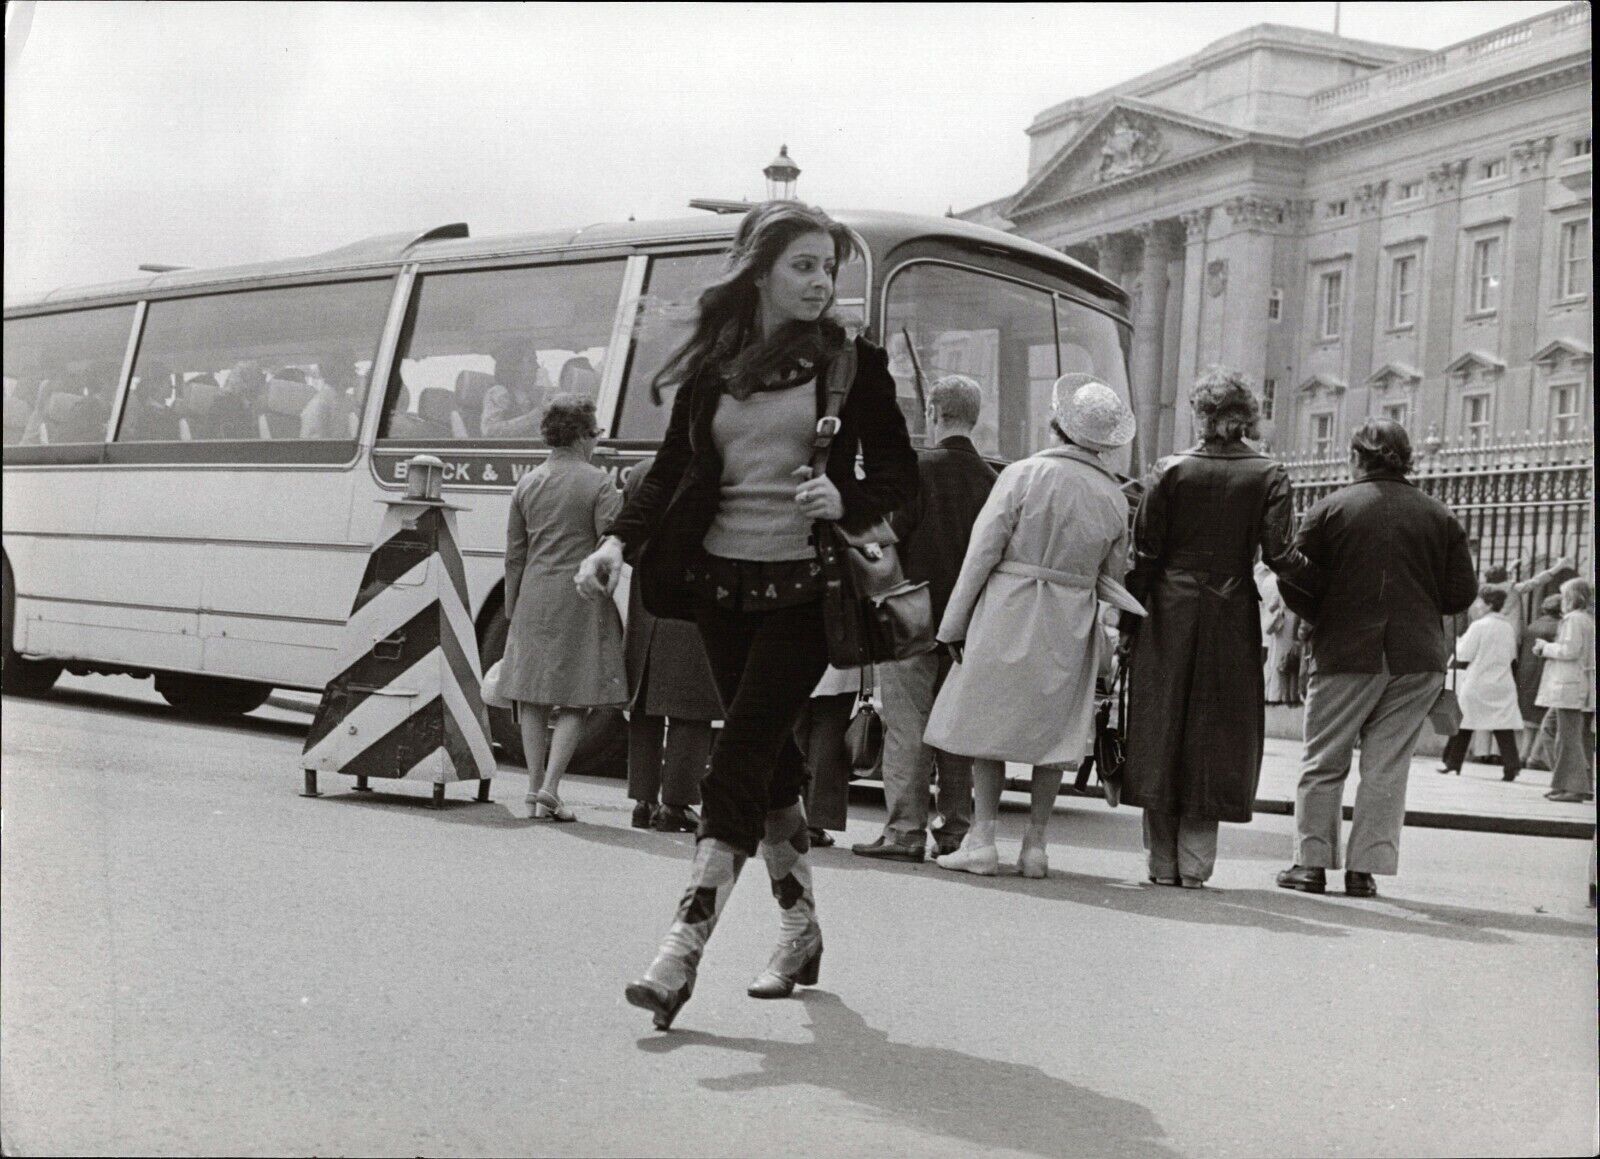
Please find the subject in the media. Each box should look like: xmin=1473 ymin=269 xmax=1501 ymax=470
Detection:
xmin=1 ymin=558 xmax=63 ymax=697
xmin=154 ymin=672 xmax=273 ymax=717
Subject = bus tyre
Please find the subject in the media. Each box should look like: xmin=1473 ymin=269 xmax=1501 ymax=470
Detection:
xmin=477 ymin=601 xmax=627 ymax=778
xmin=154 ymin=673 xmax=272 ymax=718
xmin=1 ymin=559 xmax=62 ymax=697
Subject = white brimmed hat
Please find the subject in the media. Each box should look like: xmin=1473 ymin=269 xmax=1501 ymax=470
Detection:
xmin=1051 ymin=373 xmax=1136 ymax=453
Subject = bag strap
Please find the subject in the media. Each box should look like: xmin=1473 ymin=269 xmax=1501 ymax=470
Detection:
xmin=808 ymin=343 xmax=858 ymax=480
xmin=857 ymin=661 xmax=876 ymax=703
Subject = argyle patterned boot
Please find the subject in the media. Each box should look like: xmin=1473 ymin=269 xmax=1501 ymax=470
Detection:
xmin=748 ymin=803 xmax=823 ymax=999
xmin=625 ymin=838 xmax=746 ymax=1029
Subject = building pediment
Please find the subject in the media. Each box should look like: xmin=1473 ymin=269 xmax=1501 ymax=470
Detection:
xmin=1009 ymin=99 xmax=1246 ymax=218
xmin=1530 ymin=338 xmax=1593 ymax=372
xmin=1444 ymin=350 xmax=1506 ymax=383
xmin=1299 ymin=373 xmax=1348 ymax=396
xmin=1367 ymin=362 xmax=1422 ymax=391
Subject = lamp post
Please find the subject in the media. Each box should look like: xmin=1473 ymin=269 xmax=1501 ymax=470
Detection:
xmin=764 ymin=145 xmax=800 ymax=201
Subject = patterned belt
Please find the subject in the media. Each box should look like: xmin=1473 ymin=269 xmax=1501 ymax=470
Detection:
xmin=685 ymin=550 xmax=823 ymax=612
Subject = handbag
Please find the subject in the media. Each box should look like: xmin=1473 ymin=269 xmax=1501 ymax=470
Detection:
xmin=841 ymin=664 xmax=884 ymax=779
xmin=481 ymin=659 xmax=514 ymax=710
xmin=1428 ymin=640 xmax=1463 ymax=737
xmin=1071 ymin=663 xmax=1127 ymax=806
xmin=810 ymin=344 xmax=936 ymax=668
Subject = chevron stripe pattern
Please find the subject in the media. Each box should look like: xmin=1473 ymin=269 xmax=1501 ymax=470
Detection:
xmin=302 ymin=500 xmax=495 ymax=786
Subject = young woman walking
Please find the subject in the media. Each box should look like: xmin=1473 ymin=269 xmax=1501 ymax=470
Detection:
xmin=574 ymin=201 xmax=916 ymax=1028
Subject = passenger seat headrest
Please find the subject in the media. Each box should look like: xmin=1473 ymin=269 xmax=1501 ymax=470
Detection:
xmin=264 ymin=377 xmax=317 ymax=416
xmin=417 ymin=387 xmax=457 ymax=425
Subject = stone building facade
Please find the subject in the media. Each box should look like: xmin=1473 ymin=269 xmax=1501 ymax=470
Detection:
xmin=963 ymin=3 xmax=1593 ymax=464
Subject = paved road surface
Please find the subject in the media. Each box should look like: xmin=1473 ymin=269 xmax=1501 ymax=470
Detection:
xmin=3 ymin=676 xmax=1596 ymax=1157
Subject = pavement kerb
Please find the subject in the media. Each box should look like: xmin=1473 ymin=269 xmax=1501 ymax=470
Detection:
xmin=266 ymin=694 xmax=1595 ymax=842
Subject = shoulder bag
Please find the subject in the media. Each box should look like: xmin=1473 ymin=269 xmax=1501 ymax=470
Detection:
xmin=810 ymin=344 xmax=936 ymax=668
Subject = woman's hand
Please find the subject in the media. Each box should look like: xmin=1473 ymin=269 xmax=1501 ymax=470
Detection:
xmin=942 ymin=640 xmax=965 ymax=664
xmin=575 ymin=537 xmax=624 ymax=599
xmin=791 ymin=466 xmax=845 ymax=522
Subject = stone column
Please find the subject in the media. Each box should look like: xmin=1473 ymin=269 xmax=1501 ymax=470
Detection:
xmin=1093 ymin=234 xmax=1133 ymax=291
xmin=1172 ymin=207 xmax=1212 ymax=448
xmin=1506 ymin=136 xmax=1557 ymax=431
xmin=1130 ymin=221 xmax=1176 ymax=467
xmin=1348 ymin=180 xmax=1389 ymax=415
xmin=1421 ymin=159 xmax=1468 ymax=437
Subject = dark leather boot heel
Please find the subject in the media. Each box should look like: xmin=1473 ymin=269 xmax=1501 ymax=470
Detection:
xmin=747 ymin=940 xmax=822 ymax=999
xmin=625 ymin=974 xmax=695 ymax=1030
xmin=795 ymin=944 xmax=822 ymax=987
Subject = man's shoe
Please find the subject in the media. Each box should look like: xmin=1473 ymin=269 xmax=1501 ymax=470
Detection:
xmin=807 ymin=827 xmax=835 ymax=848
xmin=933 ymin=834 xmax=965 ymax=857
xmin=652 ymin=804 xmax=700 ymax=833
xmin=631 ymin=801 xmax=656 ymax=829
xmin=1344 ymin=871 xmax=1378 ymax=898
xmin=850 ymin=834 xmax=925 ymax=862
xmin=1546 ymin=791 xmax=1590 ymax=803
xmin=1276 ymin=865 xmax=1327 ymax=894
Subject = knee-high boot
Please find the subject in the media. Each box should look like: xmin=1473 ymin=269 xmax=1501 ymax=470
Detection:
xmin=625 ymin=838 xmax=746 ymax=1029
xmin=748 ymin=802 xmax=823 ymax=999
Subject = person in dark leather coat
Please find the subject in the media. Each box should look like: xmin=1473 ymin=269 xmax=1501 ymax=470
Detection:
xmin=1122 ymin=369 xmax=1317 ymax=888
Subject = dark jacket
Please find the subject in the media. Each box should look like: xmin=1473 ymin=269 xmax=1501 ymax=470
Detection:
xmin=890 ymin=435 xmax=999 ymax=621
xmin=605 ymin=335 xmax=918 ymax=621
xmin=621 ymin=457 xmax=724 ymax=720
xmin=1292 ymin=469 xmax=1478 ymax=675
xmin=1122 ymin=442 xmax=1317 ymax=822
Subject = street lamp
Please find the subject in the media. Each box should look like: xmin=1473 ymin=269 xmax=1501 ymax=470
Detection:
xmin=764 ymin=145 xmax=800 ymax=201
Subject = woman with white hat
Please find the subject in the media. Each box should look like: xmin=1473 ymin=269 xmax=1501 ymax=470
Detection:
xmin=925 ymin=373 xmax=1138 ymax=877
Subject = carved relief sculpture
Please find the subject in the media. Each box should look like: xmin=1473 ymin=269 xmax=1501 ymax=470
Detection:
xmin=1096 ymin=114 xmax=1166 ymax=183
xmin=1206 ymin=259 xmax=1228 ymax=298
xmin=1427 ymin=159 xmax=1469 ymax=197
xmin=1224 ymin=196 xmax=1289 ymax=231
xmin=1180 ymin=206 xmax=1211 ymax=244
xmin=1510 ymin=136 xmax=1556 ymax=175
xmin=1355 ymin=180 xmax=1389 ymax=216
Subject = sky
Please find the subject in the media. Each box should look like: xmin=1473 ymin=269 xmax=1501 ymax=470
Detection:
xmin=2 ymin=0 xmax=1573 ymax=301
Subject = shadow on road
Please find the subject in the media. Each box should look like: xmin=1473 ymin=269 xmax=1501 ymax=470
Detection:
xmin=637 ymin=989 xmax=1177 ymax=1159
xmin=24 ymin=686 xmax=311 ymax=742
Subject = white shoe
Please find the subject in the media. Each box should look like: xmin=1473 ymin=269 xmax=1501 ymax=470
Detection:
xmin=1018 ymin=843 xmax=1049 ymax=879
xmin=936 ymin=843 xmax=999 ymax=876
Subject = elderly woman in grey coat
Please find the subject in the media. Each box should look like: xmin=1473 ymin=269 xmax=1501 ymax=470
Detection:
xmin=501 ymin=394 xmax=628 ymax=821
xmin=926 ymin=375 xmax=1137 ymax=878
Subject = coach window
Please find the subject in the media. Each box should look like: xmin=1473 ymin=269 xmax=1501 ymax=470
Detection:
xmin=3 ymin=305 xmax=135 ymax=448
xmin=380 ymin=259 xmax=626 ymax=443
xmin=121 ymin=280 xmax=392 ymax=446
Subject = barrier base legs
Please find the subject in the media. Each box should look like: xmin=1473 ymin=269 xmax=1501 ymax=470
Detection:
xmin=431 ymin=782 xmax=446 ymax=809
xmin=352 ymin=775 xmax=373 ymax=793
xmin=477 ymin=778 xmax=491 ymax=803
xmin=300 ymin=770 xmax=322 ymax=798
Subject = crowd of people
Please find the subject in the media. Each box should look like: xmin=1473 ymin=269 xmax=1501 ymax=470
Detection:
xmin=486 ymin=200 xmax=1594 ymax=1031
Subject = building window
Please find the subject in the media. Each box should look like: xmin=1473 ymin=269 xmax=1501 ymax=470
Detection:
xmin=1549 ymin=383 xmax=1581 ymax=438
xmin=1479 ymin=158 xmax=1506 ymax=181
xmin=1319 ymin=270 xmax=1344 ymax=339
xmin=1326 ymin=199 xmax=1349 ymax=219
xmin=1261 ymin=377 xmax=1276 ymax=420
xmin=1381 ymin=401 xmax=1410 ymax=429
xmin=1267 ymin=289 xmax=1282 ymax=322
xmin=1469 ymin=236 xmax=1502 ymax=315
xmin=1571 ymin=134 xmax=1592 ymax=159
xmin=1396 ymin=180 xmax=1423 ymax=203
xmin=1389 ymin=254 xmax=1418 ymax=328
xmin=1557 ymin=218 xmax=1590 ymax=301
xmin=1461 ymin=393 xmax=1491 ymax=446
xmin=1311 ymin=412 xmax=1335 ymax=457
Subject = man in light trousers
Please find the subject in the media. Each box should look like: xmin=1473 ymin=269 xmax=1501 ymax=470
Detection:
xmin=1277 ymin=419 xmax=1478 ymax=898
xmin=853 ymin=375 xmax=998 ymax=862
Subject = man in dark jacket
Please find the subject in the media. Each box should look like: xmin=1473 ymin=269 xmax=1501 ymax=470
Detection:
xmin=853 ymin=375 xmax=999 ymax=862
xmin=1277 ymin=419 xmax=1478 ymax=898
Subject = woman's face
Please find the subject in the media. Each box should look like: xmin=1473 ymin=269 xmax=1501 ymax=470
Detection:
xmin=755 ymin=230 xmax=837 ymax=327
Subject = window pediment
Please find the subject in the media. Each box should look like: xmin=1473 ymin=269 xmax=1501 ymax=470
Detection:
xmin=1531 ymin=338 xmax=1593 ymax=372
xmin=1444 ymin=350 xmax=1506 ymax=385
xmin=1299 ymin=373 xmax=1348 ymax=397
xmin=1367 ymin=363 xmax=1422 ymax=392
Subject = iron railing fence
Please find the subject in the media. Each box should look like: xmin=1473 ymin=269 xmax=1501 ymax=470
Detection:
xmin=1281 ymin=430 xmax=1595 ymax=587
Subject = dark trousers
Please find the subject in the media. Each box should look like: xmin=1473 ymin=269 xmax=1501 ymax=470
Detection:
xmin=627 ymin=713 xmax=711 ymax=808
xmin=795 ymin=691 xmax=855 ymax=831
xmin=1442 ymin=728 xmax=1522 ymax=776
xmin=695 ymin=599 xmax=831 ymax=856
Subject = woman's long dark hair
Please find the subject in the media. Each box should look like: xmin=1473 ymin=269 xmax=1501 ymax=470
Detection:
xmin=651 ymin=200 xmax=857 ymax=401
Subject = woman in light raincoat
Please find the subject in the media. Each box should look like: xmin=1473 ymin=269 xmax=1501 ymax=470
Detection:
xmin=925 ymin=374 xmax=1138 ymax=878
